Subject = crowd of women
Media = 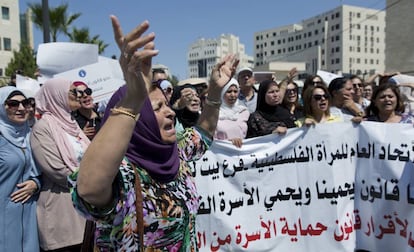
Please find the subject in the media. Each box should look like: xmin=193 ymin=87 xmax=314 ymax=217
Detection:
xmin=1 ymin=15 xmax=413 ymax=251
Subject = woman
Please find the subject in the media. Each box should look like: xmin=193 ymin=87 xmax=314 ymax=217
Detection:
xmin=246 ymin=79 xmax=296 ymax=138
xmin=362 ymin=82 xmax=375 ymax=100
xmin=214 ymin=78 xmax=249 ymax=148
xmin=31 ymin=78 xmax=90 ymax=251
xmin=301 ymin=74 xmax=326 ymax=100
xmin=365 ymin=82 xmax=413 ymax=123
xmin=282 ymin=81 xmax=304 ymax=124
xmin=70 ymin=16 xmax=239 ymax=251
xmin=0 ymin=86 xmax=41 ymax=252
xmin=351 ymin=75 xmax=370 ymax=111
xmin=71 ymin=81 xmax=102 ymax=140
xmin=301 ymin=84 xmax=342 ymax=126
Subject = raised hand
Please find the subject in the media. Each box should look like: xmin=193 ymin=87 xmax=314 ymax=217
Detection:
xmin=110 ymin=15 xmax=159 ymax=102
xmin=209 ymin=55 xmax=239 ymax=95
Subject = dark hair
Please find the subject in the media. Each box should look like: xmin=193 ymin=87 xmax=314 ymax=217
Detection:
xmin=365 ymin=82 xmax=405 ymax=117
xmin=303 ymin=84 xmax=330 ymax=118
xmin=302 ymin=74 xmax=326 ymax=98
xmin=256 ymin=80 xmax=279 ymax=111
xmin=282 ymin=81 xmax=301 ymax=109
xmin=328 ymin=77 xmax=350 ymax=96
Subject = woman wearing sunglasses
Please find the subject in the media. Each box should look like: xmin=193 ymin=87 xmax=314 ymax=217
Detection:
xmin=30 ymin=78 xmax=90 ymax=251
xmin=71 ymin=81 xmax=102 ymax=140
xmin=301 ymin=84 xmax=342 ymax=126
xmin=0 ymin=86 xmax=41 ymax=252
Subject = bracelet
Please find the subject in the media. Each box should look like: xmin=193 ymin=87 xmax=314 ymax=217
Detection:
xmin=204 ymin=97 xmax=222 ymax=107
xmin=110 ymin=108 xmax=139 ymax=121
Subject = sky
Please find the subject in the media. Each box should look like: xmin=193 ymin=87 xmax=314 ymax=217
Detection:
xmin=18 ymin=0 xmax=385 ymax=80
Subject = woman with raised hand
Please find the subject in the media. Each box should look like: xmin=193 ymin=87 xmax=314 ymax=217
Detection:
xmin=70 ymin=16 xmax=238 ymax=251
xmin=0 ymin=86 xmax=41 ymax=252
xmin=31 ymin=78 xmax=90 ymax=252
xmin=214 ymin=78 xmax=249 ymax=148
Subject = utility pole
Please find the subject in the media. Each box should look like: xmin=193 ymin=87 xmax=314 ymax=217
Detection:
xmin=42 ymin=0 xmax=50 ymax=43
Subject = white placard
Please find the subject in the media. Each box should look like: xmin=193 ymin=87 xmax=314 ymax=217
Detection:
xmin=316 ymin=70 xmax=342 ymax=85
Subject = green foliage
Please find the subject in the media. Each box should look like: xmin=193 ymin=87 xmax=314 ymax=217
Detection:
xmin=5 ymin=43 xmax=37 ymax=78
xmin=28 ymin=2 xmax=109 ymax=54
xmin=169 ymin=75 xmax=179 ymax=86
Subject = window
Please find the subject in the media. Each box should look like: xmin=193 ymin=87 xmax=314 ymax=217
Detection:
xmin=0 ymin=68 xmax=3 ymax=76
xmin=2 ymin=7 xmax=9 ymax=20
xmin=336 ymin=58 xmax=340 ymax=64
xmin=3 ymin=37 xmax=11 ymax=51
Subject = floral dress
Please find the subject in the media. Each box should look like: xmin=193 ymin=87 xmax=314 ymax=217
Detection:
xmin=70 ymin=127 xmax=211 ymax=251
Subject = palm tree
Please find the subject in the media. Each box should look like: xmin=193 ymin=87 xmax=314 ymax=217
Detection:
xmin=68 ymin=27 xmax=109 ymax=54
xmin=29 ymin=3 xmax=81 ymax=42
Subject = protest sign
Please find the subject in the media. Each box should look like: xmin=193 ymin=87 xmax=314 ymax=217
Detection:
xmin=192 ymin=122 xmax=414 ymax=251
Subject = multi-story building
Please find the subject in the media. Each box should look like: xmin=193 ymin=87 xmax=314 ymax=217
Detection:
xmin=254 ymin=5 xmax=385 ymax=78
xmin=385 ymin=0 xmax=414 ymax=74
xmin=0 ymin=0 xmax=33 ymax=81
xmin=187 ymin=34 xmax=253 ymax=78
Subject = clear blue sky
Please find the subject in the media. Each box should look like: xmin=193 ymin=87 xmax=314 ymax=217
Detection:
xmin=19 ymin=0 xmax=385 ymax=80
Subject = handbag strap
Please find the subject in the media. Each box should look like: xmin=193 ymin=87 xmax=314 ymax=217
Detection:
xmin=132 ymin=163 xmax=144 ymax=252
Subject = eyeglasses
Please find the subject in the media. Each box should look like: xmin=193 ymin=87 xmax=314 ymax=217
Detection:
xmin=353 ymin=83 xmax=362 ymax=88
xmin=312 ymin=81 xmax=323 ymax=85
xmin=313 ymin=94 xmax=330 ymax=101
xmin=70 ymin=88 xmax=92 ymax=97
xmin=5 ymin=99 xmax=32 ymax=108
xmin=286 ymin=88 xmax=297 ymax=94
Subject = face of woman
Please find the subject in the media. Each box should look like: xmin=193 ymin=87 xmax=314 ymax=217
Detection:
xmin=223 ymin=85 xmax=239 ymax=106
xmin=285 ymin=83 xmax=298 ymax=103
xmin=265 ymin=84 xmax=282 ymax=106
xmin=311 ymin=88 xmax=329 ymax=114
xmin=68 ymin=84 xmax=82 ymax=111
xmin=4 ymin=94 xmax=29 ymax=124
xmin=351 ymin=78 xmax=363 ymax=97
xmin=149 ymin=89 xmax=176 ymax=144
xmin=374 ymin=88 xmax=398 ymax=114
xmin=186 ymin=89 xmax=201 ymax=113
xmin=76 ymin=85 xmax=95 ymax=109
xmin=363 ymin=85 xmax=373 ymax=99
xmin=312 ymin=77 xmax=323 ymax=85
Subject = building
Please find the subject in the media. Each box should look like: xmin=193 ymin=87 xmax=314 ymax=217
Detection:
xmin=385 ymin=0 xmax=414 ymax=74
xmin=187 ymin=34 xmax=253 ymax=78
xmin=0 ymin=0 xmax=33 ymax=82
xmin=254 ymin=5 xmax=385 ymax=79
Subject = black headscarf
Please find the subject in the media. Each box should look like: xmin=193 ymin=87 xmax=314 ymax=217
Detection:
xmin=256 ymin=80 xmax=296 ymax=128
xmin=169 ymin=84 xmax=200 ymax=128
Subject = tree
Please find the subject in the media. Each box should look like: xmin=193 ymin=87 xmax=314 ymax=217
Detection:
xmin=5 ymin=43 xmax=37 ymax=78
xmin=68 ymin=27 xmax=109 ymax=54
xmin=29 ymin=3 xmax=81 ymax=42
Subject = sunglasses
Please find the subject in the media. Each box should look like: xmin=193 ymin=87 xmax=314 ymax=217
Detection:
xmin=70 ymin=88 xmax=92 ymax=97
xmin=312 ymin=81 xmax=323 ymax=85
xmin=313 ymin=94 xmax=330 ymax=101
xmin=5 ymin=99 xmax=33 ymax=108
xmin=286 ymin=88 xmax=297 ymax=94
xmin=163 ymin=87 xmax=173 ymax=94
xmin=353 ymin=83 xmax=362 ymax=88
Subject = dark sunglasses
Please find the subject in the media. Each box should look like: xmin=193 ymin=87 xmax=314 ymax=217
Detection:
xmin=163 ymin=87 xmax=173 ymax=94
xmin=286 ymin=88 xmax=297 ymax=94
xmin=353 ymin=83 xmax=362 ymax=88
xmin=70 ymin=88 xmax=92 ymax=97
xmin=312 ymin=81 xmax=323 ymax=85
xmin=5 ymin=99 xmax=32 ymax=108
xmin=313 ymin=94 xmax=330 ymax=101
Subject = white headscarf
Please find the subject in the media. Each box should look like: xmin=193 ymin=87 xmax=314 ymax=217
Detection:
xmin=219 ymin=78 xmax=248 ymax=121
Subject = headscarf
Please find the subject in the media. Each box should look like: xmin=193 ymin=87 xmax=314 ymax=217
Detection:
xmin=256 ymin=80 xmax=295 ymax=127
xmin=35 ymin=78 xmax=90 ymax=172
xmin=219 ymin=78 xmax=248 ymax=121
xmin=0 ymin=86 xmax=30 ymax=147
xmin=103 ymin=85 xmax=180 ymax=183
xmin=169 ymin=84 xmax=200 ymax=128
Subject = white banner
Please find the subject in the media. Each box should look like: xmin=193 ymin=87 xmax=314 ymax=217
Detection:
xmin=192 ymin=122 xmax=414 ymax=251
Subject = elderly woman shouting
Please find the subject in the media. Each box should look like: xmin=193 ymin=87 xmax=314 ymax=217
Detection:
xmin=70 ymin=16 xmax=239 ymax=251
